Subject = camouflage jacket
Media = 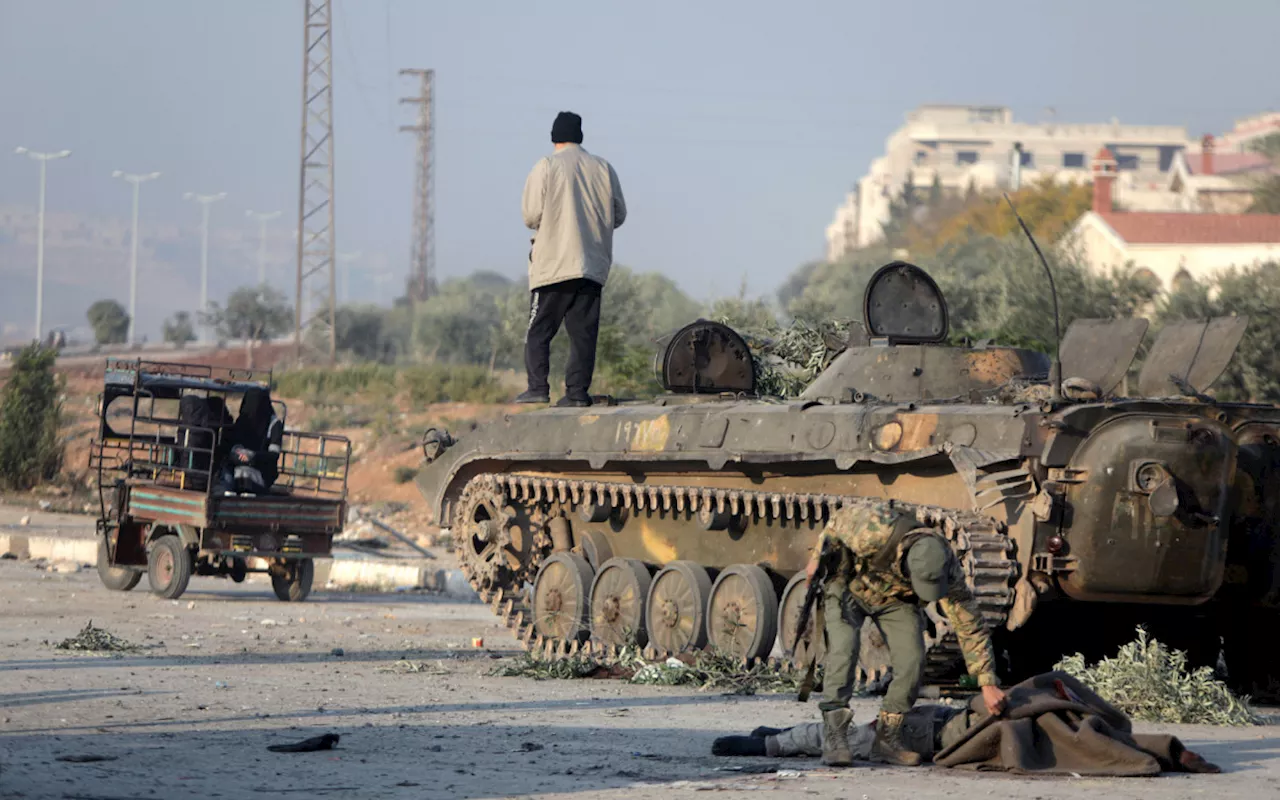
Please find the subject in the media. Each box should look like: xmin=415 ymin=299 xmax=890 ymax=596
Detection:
xmin=819 ymin=503 xmax=999 ymax=687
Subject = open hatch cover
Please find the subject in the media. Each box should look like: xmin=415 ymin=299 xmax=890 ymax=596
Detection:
xmin=1137 ymin=316 xmax=1248 ymax=398
xmin=1059 ymin=318 xmax=1149 ymax=395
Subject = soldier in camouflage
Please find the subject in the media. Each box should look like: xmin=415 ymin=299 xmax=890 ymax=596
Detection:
xmin=804 ymin=501 xmax=1007 ymax=767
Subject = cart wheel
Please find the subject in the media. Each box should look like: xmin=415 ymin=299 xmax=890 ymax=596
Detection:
xmin=230 ymin=557 xmax=248 ymax=583
xmin=97 ymin=537 xmax=141 ymax=592
xmin=147 ymin=535 xmax=192 ymax=599
xmin=272 ymin=559 xmax=314 ymax=602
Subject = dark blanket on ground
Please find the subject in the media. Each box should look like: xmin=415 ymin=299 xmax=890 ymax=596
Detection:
xmin=934 ymin=671 xmax=1214 ymax=776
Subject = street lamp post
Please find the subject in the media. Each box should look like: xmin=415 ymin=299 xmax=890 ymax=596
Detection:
xmin=112 ymin=170 xmax=162 ymax=345
xmin=246 ymin=210 xmax=282 ymax=286
xmin=183 ymin=192 xmax=227 ymax=341
xmin=14 ymin=146 xmax=71 ymax=343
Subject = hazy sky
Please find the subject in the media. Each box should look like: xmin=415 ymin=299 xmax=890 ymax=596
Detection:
xmin=2 ymin=0 xmax=1279 ymax=332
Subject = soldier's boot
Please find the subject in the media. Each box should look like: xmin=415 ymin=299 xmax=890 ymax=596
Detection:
xmin=873 ymin=711 xmax=923 ymax=767
xmin=820 ymin=708 xmax=854 ymax=767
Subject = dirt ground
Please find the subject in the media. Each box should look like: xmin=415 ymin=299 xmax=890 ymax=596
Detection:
xmin=2 ymin=553 xmax=1279 ymax=800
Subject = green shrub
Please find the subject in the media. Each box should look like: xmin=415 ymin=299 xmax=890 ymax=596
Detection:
xmin=274 ymin=364 xmax=508 ymax=405
xmin=0 ymin=344 xmax=64 ymax=490
xmin=392 ymin=465 xmax=419 ymax=484
xmin=1055 ymin=627 xmax=1258 ymax=726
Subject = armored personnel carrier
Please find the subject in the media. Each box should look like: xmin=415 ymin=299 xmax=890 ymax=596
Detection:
xmin=416 ymin=261 xmax=1280 ymax=698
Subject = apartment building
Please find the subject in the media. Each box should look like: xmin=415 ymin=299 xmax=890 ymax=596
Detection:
xmin=826 ymin=104 xmax=1191 ymax=260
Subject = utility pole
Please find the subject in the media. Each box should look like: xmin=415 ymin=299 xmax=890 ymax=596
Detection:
xmin=399 ymin=68 xmax=435 ymax=303
xmin=184 ymin=191 xmax=226 ymax=341
xmin=112 ymin=170 xmax=162 ymax=345
xmin=295 ymin=0 xmax=338 ymax=362
xmin=246 ymin=210 xmax=282 ymax=286
xmin=14 ymin=147 xmax=71 ymax=344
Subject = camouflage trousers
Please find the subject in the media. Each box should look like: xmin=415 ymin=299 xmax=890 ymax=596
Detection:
xmin=819 ymin=586 xmax=924 ymax=715
xmin=768 ymin=705 xmax=970 ymax=761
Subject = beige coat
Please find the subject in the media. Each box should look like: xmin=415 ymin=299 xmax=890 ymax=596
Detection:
xmin=522 ymin=144 xmax=626 ymax=290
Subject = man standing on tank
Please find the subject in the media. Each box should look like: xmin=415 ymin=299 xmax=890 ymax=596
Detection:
xmin=516 ymin=111 xmax=627 ymax=408
xmin=804 ymin=502 xmax=1007 ymax=767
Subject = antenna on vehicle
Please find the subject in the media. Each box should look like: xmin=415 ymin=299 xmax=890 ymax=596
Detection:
xmin=1002 ymin=192 xmax=1063 ymax=401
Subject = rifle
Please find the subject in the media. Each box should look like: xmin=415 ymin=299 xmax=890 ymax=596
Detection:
xmin=794 ymin=535 xmax=841 ymax=702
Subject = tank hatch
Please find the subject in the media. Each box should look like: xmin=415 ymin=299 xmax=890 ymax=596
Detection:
xmin=863 ymin=261 xmax=948 ymax=344
xmin=1059 ymin=318 xmax=1149 ymax=395
xmin=656 ymin=320 xmax=756 ymax=394
xmin=1138 ymin=316 xmax=1248 ymax=398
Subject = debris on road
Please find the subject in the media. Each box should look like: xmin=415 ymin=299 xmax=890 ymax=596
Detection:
xmin=492 ymin=646 xmax=803 ymax=694
xmin=266 ymin=733 xmax=341 ymax=753
xmin=377 ymin=659 xmax=449 ymax=675
xmin=56 ymin=754 xmax=118 ymax=763
xmin=54 ymin=621 xmax=140 ymax=653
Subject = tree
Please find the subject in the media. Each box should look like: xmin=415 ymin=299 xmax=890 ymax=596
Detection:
xmin=86 ymin=300 xmax=130 ymax=346
xmin=1157 ymin=262 xmax=1280 ymax=402
xmin=161 ymin=312 xmax=197 ymax=348
xmin=203 ymin=286 xmax=293 ymax=342
xmin=1248 ymin=177 xmax=1280 ymax=214
xmin=202 ymin=286 xmax=293 ymax=368
xmin=1249 ymin=132 xmax=1280 ymax=163
xmin=0 ymin=344 xmax=63 ymax=489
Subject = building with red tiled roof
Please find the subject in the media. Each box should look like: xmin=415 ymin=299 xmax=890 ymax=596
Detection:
xmin=1166 ymin=135 xmax=1277 ymax=214
xmin=1062 ymin=148 xmax=1280 ymax=290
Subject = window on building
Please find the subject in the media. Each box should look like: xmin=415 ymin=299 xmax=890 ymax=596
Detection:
xmin=956 ymin=151 xmax=979 ymax=165
xmin=915 ymin=150 xmax=928 ymax=165
xmin=1019 ymin=150 xmax=1035 ymax=168
xmin=1063 ymin=152 xmax=1085 ymax=168
xmin=1116 ymin=154 xmax=1139 ymax=171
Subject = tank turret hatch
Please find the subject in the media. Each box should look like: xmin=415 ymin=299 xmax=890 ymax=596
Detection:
xmin=1059 ymin=318 xmax=1149 ymax=395
xmin=863 ymin=261 xmax=948 ymax=344
xmin=1137 ymin=316 xmax=1248 ymax=398
xmin=656 ymin=320 xmax=756 ymax=394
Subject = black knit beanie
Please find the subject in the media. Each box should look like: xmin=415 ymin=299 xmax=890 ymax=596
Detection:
xmin=551 ymin=111 xmax=583 ymax=144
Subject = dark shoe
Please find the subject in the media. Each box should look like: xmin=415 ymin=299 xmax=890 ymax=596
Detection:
xmin=554 ymin=395 xmax=592 ymax=408
xmin=821 ymin=708 xmax=854 ymax=767
xmin=711 ymin=735 xmax=767 ymax=757
xmin=749 ymin=726 xmax=784 ymax=739
xmin=515 ymin=390 xmax=550 ymax=404
xmin=873 ymin=711 xmax=923 ymax=766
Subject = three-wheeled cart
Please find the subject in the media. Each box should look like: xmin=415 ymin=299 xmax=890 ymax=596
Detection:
xmin=89 ymin=359 xmax=351 ymax=601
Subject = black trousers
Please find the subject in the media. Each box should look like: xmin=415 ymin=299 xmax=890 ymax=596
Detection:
xmin=524 ymin=278 xmax=602 ymax=397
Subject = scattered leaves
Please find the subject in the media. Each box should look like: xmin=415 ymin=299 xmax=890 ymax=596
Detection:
xmin=491 ymin=646 xmax=803 ymax=695
xmin=54 ymin=621 xmax=140 ymax=654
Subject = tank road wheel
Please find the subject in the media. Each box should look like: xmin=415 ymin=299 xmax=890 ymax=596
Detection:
xmin=532 ymin=553 xmax=594 ymax=644
xmin=590 ymin=558 xmax=653 ymax=648
xmin=778 ymin=572 xmax=824 ymax=668
xmin=453 ymin=480 xmax=545 ymax=596
xmin=576 ymin=530 xmax=614 ymax=572
xmin=645 ymin=561 xmax=713 ymax=653
xmin=97 ymin=537 xmax=141 ymax=592
xmin=272 ymin=558 xmax=314 ymax=602
xmin=706 ymin=564 xmax=780 ymax=660
xmin=147 ymin=535 xmax=192 ymax=600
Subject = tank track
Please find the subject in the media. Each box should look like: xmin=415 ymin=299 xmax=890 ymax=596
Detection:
xmin=454 ymin=472 xmax=1018 ymax=685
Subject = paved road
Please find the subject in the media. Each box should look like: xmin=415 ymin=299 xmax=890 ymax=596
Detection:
xmin=1 ymin=560 xmax=1278 ymax=800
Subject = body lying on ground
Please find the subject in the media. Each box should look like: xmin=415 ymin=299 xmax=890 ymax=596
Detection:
xmin=713 ymin=672 xmax=1221 ymax=776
